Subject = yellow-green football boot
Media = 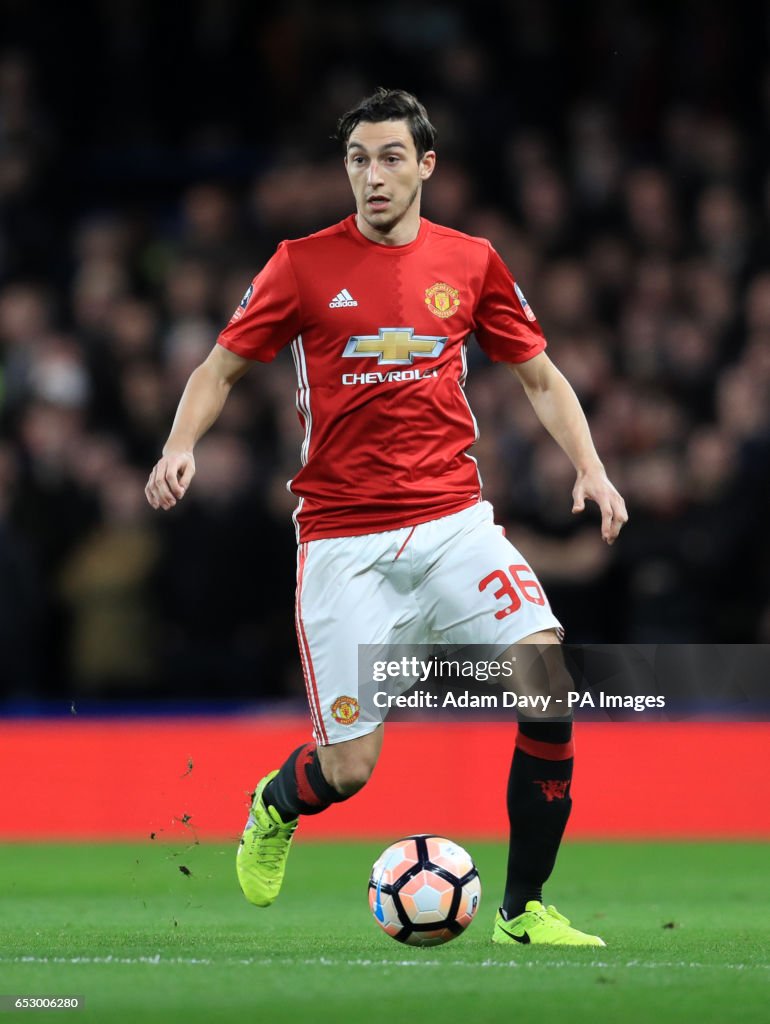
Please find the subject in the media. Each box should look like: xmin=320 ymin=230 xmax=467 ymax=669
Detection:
xmin=236 ymin=771 xmax=298 ymax=907
xmin=492 ymin=901 xmax=606 ymax=946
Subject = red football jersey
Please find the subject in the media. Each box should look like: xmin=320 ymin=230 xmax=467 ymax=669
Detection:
xmin=217 ymin=214 xmax=546 ymax=541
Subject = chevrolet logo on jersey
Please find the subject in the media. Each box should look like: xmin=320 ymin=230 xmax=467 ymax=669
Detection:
xmin=343 ymin=329 xmax=447 ymax=366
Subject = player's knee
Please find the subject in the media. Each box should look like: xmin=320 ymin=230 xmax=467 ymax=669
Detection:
xmin=325 ymin=759 xmax=375 ymax=798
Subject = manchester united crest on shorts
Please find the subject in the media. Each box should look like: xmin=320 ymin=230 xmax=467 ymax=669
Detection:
xmin=331 ymin=696 xmax=360 ymax=725
xmin=425 ymin=282 xmax=461 ymax=319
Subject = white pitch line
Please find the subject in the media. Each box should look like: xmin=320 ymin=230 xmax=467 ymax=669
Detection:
xmin=1 ymin=956 xmax=768 ymax=971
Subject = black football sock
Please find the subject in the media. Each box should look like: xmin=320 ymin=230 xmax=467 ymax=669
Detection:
xmin=261 ymin=742 xmax=346 ymax=819
xmin=502 ymin=720 xmax=574 ymax=920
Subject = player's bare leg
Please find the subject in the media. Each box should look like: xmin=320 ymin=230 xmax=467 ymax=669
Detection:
xmin=493 ymin=628 xmax=605 ymax=945
xmin=237 ymin=726 xmax=383 ymax=907
xmin=500 ymin=629 xmax=573 ymax=716
xmin=317 ymin=725 xmax=384 ymax=796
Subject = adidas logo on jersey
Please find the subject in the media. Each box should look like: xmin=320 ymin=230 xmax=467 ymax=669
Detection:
xmin=329 ymin=289 xmax=358 ymax=308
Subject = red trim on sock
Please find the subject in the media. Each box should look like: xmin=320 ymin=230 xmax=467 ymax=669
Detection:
xmin=515 ymin=732 xmax=574 ymax=761
xmin=294 ymin=742 xmax=324 ymax=807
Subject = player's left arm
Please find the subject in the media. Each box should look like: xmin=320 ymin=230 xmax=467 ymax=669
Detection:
xmin=509 ymin=351 xmax=628 ymax=545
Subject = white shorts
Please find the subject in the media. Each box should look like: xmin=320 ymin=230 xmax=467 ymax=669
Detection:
xmin=295 ymin=501 xmax=562 ymax=745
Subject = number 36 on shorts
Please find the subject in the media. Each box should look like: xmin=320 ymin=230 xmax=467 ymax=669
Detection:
xmin=479 ymin=564 xmax=546 ymax=619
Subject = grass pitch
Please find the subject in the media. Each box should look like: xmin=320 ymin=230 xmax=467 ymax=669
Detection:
xmin=0 ymin=841 xmax=767 ymax=1023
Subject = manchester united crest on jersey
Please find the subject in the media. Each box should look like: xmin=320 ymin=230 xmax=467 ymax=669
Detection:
xmin=425 ymin=281 xmax=461 ymax=319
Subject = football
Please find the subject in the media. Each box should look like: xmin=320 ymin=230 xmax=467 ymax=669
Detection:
xmin=368 ymin=834 xmax=482 ymax=946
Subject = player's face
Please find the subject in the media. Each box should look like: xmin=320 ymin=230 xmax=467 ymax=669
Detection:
xmin=345 ymin=119 xmax=436 ymax=245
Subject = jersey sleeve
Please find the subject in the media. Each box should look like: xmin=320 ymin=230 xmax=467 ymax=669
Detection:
xmin=216 ymin=242 xmax=301 ymax=362
xmin=473 ymin=244 xmax=546 ymax=363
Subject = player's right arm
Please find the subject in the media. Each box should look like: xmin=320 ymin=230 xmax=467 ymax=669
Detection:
xmin=145 ymin=343 xmax=251 ymax=510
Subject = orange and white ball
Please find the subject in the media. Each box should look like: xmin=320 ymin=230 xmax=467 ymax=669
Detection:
xmin=368 ymin=835 xmax=481 ymax=946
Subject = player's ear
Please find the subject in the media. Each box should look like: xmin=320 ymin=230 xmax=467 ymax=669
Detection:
xmin=419 ymin=150 xmax=436 ymax=181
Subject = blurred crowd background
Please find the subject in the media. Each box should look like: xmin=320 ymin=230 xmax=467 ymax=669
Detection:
xmin=1 ymin=0 xmax=769 ymax=703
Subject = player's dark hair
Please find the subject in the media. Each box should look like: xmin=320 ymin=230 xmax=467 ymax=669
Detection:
xmin=336 ymin=88 xmax=436 ymax=159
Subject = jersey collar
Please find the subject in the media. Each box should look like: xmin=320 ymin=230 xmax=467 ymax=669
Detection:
xmin=343 ymin=214 xmax=432 ymax=254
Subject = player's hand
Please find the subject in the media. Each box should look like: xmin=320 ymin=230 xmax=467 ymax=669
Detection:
xmin=145 ymin=450 xmax=195 ymax=510
xmin=572 ymin=466 xmax=628 ymax=545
